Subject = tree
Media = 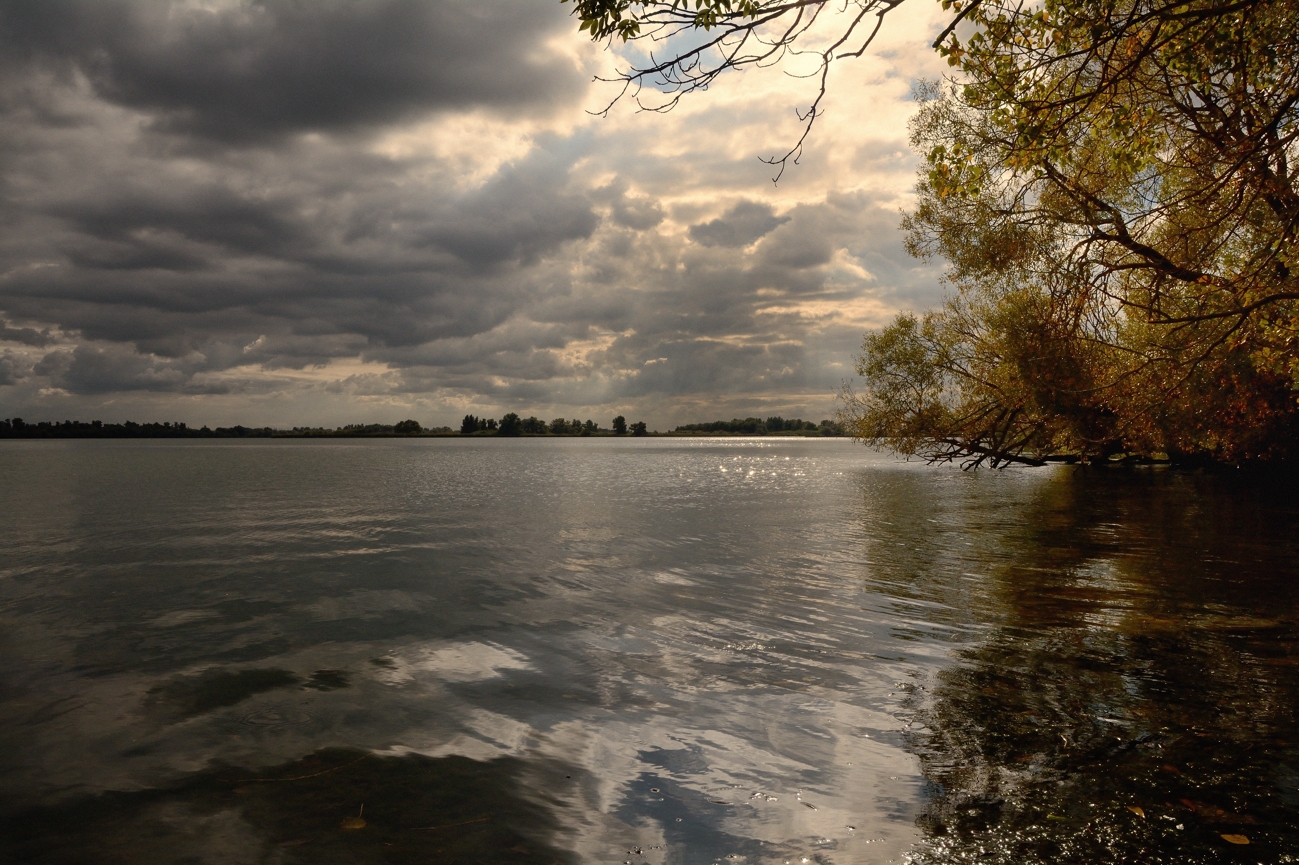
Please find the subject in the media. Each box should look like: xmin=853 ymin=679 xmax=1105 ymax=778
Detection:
xmin=816 ymin=419 xmax=844 ymax=435
xmin=841 ymin=0 xmax=1299 ymax=466
xmin=612 ymin=415 xmax=628 ymax=435
xmin=394 ymin=419 xmax=422 ymax=435
xmin=549 ymin=417 xmax=570 ymax=434
xmin=568 ymin=0 xmax=1299 ymax=464
xmin=630 ymin=420 xmax=649 ymax=436
xmin=460 ymin=414 xmax=479 ymax=435
xmin=499 ymin=413 xmax=523 ymax=436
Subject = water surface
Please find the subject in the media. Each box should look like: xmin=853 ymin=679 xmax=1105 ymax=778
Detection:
xmin=1 ymin=438 xmax=1296 ymax=863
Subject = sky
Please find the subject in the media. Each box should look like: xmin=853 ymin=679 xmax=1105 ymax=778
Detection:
xmin=0 ymin=0 xmax=953 ymax=430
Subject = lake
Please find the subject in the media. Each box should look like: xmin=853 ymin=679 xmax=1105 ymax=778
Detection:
xmin=1 ymin=437 xmax=1297 ymax=863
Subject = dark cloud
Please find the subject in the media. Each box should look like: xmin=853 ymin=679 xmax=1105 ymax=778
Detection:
xmin=420 ymin=155 xmax=600 ymax=268
xmin=589 ymin=180 xmax=666 ymax=231
xmin=49 ymin=185 xmax=304 ymax=268
xmin=0 ymin=0 xmax=584 ymax=142
xmin=758 ymin=219 xmax=836 ymax=269
xmin=33 ymin=343 xmax=242 ymax=394
xmin=0 ymin=351 xmax=26 ymax=386
xmin=688 ymin=200 xmax=789 ymax=248
xmin=35 ymin=345 xmax=171 ymax=394
xmin=0 ymin=322 xmax=55 ymax=346
xmin=612 ymin=197 xmax=665 ymax=231
xmin=0 ymin=2 xmax=944 ymax=424
xmin=0 ymin=135 xmax=600 ymax=371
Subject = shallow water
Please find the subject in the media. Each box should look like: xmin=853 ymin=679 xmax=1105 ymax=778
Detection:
xmin=0 ymin=437 xmax=1296 ymax=863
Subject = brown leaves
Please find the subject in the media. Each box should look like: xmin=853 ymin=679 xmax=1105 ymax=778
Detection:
xmin=341 ymin=804 xmax=366 ymax=830
xmin=893 ymin=0 xmax=1299 ymax=467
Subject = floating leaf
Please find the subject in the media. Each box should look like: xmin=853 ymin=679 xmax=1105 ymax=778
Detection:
xmin=341 ymin=803 xmax=366 ymax=830
xmin=1220 ymin=833 xmax=1250 ymax=845
xmin=1126 ymin=806 xmax=1145 ymax=818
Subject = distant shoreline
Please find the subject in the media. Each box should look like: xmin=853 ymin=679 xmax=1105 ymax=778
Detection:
xmin=0 ymin=418 xmax=846 ymax=439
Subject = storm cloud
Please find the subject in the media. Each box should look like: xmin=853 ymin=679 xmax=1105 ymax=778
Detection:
xmin=0 ymin=0 xmax=947 ymax=427
xmin=689 ymin=201 xmax=788 ymax=248
xmin=0 ymin=0 xmax=584 ymax=141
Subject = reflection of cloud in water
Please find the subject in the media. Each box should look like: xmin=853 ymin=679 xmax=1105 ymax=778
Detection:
xmin=395 ymin=634 xmax=927 ymax=862
xmin=652 ymin=571 xmax=695 ymax=586
xmin=2 ymin=439 xmax=1110 ymax=864
xmin=299 ymin=589 xmax=425 ymax=621
xmin=4 ymin=749 xmax=573 ymax=865
xmin=150 ymin=609 xmax=220 ymax=628
xmin=372 ymin=641 xmax=533 ymax=685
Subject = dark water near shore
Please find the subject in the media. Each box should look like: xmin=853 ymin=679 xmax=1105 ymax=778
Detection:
xmin=1 ymin=437 xmax=1297 ymax=863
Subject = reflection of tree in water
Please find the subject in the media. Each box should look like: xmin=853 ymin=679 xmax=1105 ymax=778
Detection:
xmin=907 ymin=470 xmax=1299 ymax=863
xmin=2 ymin=749 xmax=575 ymax=865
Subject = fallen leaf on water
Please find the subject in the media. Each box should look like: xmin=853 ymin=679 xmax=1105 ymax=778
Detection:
xmin=1162 ymin=764 xmax=1182 ymax=774
xmin=1127 ymin=806 xmax=1145 ymax=818
xmin=341 ymin=803 xmax=366 ymax=830
xmin=1220 ymin=834 xmax=1250 ymax=845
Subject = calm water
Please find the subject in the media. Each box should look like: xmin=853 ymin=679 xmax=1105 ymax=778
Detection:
xmin=1 ymin=437 xmax=1297 ymax=863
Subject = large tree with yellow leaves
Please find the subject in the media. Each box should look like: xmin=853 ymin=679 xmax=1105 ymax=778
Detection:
xmin=570 ymin=0 xmax=1299 ymax=465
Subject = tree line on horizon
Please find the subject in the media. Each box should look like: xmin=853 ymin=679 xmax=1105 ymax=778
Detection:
xmin=0 ymin=418 xmax=276 ymax=438
xmin=463 ymin=413 xmax=648 ymax=435
xmin=674 ymin=417 xmax=844 ymax=435
xmin=0 ymin=418 xmax=456 ymax=439
xmin=0 ymin=415 xmax=843 ymax=439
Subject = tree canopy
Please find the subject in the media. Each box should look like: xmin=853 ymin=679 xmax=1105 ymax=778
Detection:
xmin=569 ymin=0 xmax=1299 ymax=465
